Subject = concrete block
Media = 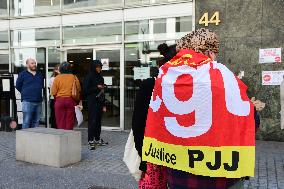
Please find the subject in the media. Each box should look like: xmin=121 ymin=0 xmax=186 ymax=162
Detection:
xmin=16 ymin=128 xmax=81 ymax=167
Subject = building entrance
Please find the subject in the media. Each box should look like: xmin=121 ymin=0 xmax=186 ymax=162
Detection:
xmin=66 ymin=48 xmax=121 ymax=129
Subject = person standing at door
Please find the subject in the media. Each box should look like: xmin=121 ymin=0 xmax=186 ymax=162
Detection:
xmin=51 ymin=62 xmax=81 ymax=130
xmin=48 ymin=64 xmax=60 ymax=129
xmin=16 ymin=58 xmax=44 ymax=129
xmin=84 ymin=60 xmax=108 ymax=150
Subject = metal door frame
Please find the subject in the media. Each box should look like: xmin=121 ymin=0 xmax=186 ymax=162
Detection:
xmin=62 ymin=44 xmax=124 ymax=130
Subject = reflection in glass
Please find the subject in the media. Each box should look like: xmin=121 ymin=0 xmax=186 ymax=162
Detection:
xmin=63 ymin=23 xmax=122 ymax=45
xmin=10 ymin=0 xmax=60 ymax=16
xmin=11 ymin=27 xmax=60 ymax=47
xmin=63 ymin=0 xmax=122 ymax=10
xmin=0 ymin=31 xmax=9 ymax=49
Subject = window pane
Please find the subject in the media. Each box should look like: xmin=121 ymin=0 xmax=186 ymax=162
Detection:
xmin=176 ymin=16 xmax=192 ymax=32
xmin=0 ymin=0 xmax=7 ymax=16
xmin=152 ymin=19 xmax=166 ymax=34
xmin=0 ymin=53 xmax=9 ymax=73
xmin=63 ymin=23 xmax=122 ymax=45
xmin=11 ymin=27 xmax=60 ymax=47
xmin=125 ymin=0 xmax=181 ymax=6
xmin=63 ymin=0 xmax=122 ymax=10
xmin=10 ymin=0 xmax=60 ymax=17
xmin=125 ymin=17 xmax=192 ymax=42
xmin=0 ymin=31 xmax=9 ymax=49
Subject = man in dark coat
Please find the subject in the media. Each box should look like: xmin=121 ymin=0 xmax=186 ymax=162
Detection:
xmin=84 ymin=60 xmax=108 ymax=150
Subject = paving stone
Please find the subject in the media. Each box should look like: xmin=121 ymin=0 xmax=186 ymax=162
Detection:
xmin=0 ymin=130 xmax=284 ymax=189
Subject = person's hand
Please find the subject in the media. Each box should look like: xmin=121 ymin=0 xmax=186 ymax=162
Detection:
xmin=103 ymin=106 xmax=107 ymax=112
xmin=76 ymin=105 xmax=83 ymax=111
xmin=79 ymin=100 xmax=83 ymax=106
xmin=97 ymin=85 xmax=104 ymax=89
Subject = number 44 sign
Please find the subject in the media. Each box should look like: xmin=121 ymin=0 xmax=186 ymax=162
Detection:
xmin=199 ymin=11 xmax=221 ymax=26
xmin=143 ymin=49 xmax=255 ymax=178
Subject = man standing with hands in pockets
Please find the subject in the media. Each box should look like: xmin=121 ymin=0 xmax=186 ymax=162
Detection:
xmin=16 ymin=58 xmax=44 ymax=129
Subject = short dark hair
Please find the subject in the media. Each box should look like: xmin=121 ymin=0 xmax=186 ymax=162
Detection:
xmin=59 ymin=61 xmax=72 ymax=74
xmin=157 ymin=43 xmax=169 ymax=56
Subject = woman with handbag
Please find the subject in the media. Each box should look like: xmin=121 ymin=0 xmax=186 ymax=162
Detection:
xmin=51 ymin=62 xmax=81 ymax=130
xmin=83 ymin=60 xmax=107 ymax=150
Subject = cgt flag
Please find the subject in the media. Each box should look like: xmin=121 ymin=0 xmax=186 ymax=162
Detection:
xmin=142 ymin=49 xmax=255 ymax=178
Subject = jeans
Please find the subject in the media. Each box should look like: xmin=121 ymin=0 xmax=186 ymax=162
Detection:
xmin=22 ymin=101 xmax=42 ymax=129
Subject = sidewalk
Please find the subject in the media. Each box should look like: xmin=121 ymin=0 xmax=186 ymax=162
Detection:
xmin=0 ymin=129 xmax=283 ymax=189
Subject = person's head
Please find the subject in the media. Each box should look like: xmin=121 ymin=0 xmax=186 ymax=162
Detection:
xmin=176 ymin=28 xmax=219 ymax=60
xmin=59 ymin=61 xmax=72 ymax=74
xmin=92 ymin=60 xmax=103 ymax=73
xmin=157 ymin=43 xmax=170 ymax=56
xmin=26 ymin=58 xmax=37 ymax=71
xmin=157 ymin=43 xmax=177 ymax=62
xmin=52 ymin=64 xmax=60 ymax=77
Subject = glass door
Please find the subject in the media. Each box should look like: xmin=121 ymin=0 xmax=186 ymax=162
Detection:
xmin=94 ymin=47 xmax=123 ymax=129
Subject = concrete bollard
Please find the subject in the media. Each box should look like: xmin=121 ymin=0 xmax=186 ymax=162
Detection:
xmin=16 ymin=128 xmax=81 ymax=167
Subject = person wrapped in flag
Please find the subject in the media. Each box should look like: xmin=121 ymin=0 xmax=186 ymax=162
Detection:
xmin=142 ymin=28 xmax=255 ymax=189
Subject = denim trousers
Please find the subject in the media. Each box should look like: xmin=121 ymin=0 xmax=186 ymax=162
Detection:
xmin=22 ymin=101 xmax=42 ymax=129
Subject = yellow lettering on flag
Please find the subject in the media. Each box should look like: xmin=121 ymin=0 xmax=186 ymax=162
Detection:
xmin=142 ymin=137 xmax=255 ymax=178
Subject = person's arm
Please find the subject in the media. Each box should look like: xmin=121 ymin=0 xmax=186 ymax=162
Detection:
xmin=16 ymin=73 xmax=24 ymax=93
xmin=132 ymin=79 xmax=154 ymax=158
xmin=83 ymin=75 xmax=90 ymax=98
xmin=51 ymin=77 xmax=58 ymax=97
xmin=75 ymin=76 xmax=81 ymax=94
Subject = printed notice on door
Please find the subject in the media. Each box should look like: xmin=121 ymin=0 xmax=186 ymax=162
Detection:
xmin=133 ymin=67 xmax=150 ymax=80
xmin=101 ymin=58 xmax=110 ymax=70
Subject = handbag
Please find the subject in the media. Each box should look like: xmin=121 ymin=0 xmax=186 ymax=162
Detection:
xmin=123 ymin=130 xmax=142 ymax=181
xmin=72 ymin=76 xmax=80 ymax=102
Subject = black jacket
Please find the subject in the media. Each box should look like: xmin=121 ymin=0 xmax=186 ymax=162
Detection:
xmin=83 ymin=62 xmax=105 ymax=101
xmin=132 ymin=78 xmax=155 ymax=172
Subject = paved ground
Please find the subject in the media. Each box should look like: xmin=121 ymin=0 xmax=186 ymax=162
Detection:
xmin=0 ymin=129 xmax=284 ymax=189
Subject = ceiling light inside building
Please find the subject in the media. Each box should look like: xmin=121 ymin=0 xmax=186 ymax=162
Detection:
xmin=69 ymin=60 xmax=74 ymax=63
xmin=86 ymin=57 xmax=91 ymax=60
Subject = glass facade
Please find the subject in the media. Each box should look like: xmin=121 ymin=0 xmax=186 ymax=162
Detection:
xmin=0 ymin=0 xmax=188 ymax=17
xmin=0 ymin=1 xmax=193 ymax=129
